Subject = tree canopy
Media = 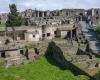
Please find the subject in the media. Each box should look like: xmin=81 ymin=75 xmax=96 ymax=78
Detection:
xmin=6 ymin=4 xmax=21 ymax=27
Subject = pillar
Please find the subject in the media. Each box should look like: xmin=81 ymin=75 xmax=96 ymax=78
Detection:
xmin=42 ymin=12 xmax=44 ymax=17
xmin=80 ymin=16 xmax=82 ymax=21
xmin=37 ymin=11 xmax=39 ymax=17
xmin=76 ymin=28 xmax=78 ymax=38
xmin=70 ymin=30 xmax=72 ymax=39
xmin=44 ymin=12 xmax=46 ymax=17
xmin=24 ymin=32 xmax=28 ymax=42
xmin=34 ymin=11 xmax=36 ymax=17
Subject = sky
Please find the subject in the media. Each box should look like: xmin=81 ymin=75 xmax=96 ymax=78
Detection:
xmin=0 ymin=0 xmax=100 ymax=13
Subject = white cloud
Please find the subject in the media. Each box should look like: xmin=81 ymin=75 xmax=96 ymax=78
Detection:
xmin=0 ymin=0 xmax=100 ymax=13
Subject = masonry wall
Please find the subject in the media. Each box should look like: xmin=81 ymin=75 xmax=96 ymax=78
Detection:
xmin=26 ymin=33 xmax=40 ymax=41
xmin=25 ymin=27 xmax=42 ymax=41
xmin=24 ymin=24 xmax=74 ymax=41
xmin=61 ymin=31 xmax=68 ymax=38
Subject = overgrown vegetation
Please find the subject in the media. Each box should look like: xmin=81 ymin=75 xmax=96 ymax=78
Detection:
xmin=0 ymin=57 xmax=90 ymax=80
xmin=95 ymin=26 xmax=100 ymax=34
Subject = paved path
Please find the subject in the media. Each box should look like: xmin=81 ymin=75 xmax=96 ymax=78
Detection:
xmin=79 ymin=21 xmax=100 ymax=55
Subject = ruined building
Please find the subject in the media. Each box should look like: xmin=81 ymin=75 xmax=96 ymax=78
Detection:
xmin=87 ymin=8 xmax=100 ymax=25
xmin=0 ymin=9 xmax=85 ymax=25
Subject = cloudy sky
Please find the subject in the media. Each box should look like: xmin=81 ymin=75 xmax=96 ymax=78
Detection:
xmin=0 ymin=0 xmax=100 ymax=13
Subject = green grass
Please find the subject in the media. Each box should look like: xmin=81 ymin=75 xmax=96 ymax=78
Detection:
xmin=96 ymin=58 xmax=100 ymax=61
xmin=0 ymin=24 xmax=5 ymax=27
xmin=0 ymin=57 xmax=90 ymax=80
xmin=0 ymin=24 xmax=6 ymax=30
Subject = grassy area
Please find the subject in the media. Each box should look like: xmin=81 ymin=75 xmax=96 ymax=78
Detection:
xmin=96 ymin=58 xmax=100 ymax=61
xmin=0 ymin=24 xmax=6 ymax=30
xmin=0 ymin=57 xmax=90 ymax=80
xmin=0 ymin=24 xmax=5 ymax=27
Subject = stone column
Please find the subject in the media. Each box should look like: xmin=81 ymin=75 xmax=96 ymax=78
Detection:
xmin=37 ymin=11 xmax=39 ymax=17
xmin=80 ymin=16 xmax=82 ymax=21
xmin=70 ymin=30 xmax=72 ymax=39
xmin=76 ymin=28 xmax=78 ymax=37
xmin=36 ymin=11 xmax=38 ymax=17
xmin=42 ymin=12 xmax=44 ymax=17
xmin=44 ymin=12 xmax=46 ymax=17
xmin=24 ymin=32 xmax=28 ymax=41
xmin=34 ymin=11 xmax=36 ymax=17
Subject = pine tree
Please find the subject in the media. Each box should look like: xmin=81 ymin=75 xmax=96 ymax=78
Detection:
xmin=6 ymin=4 xmax=22 ymax=40
xmin=6 ymin=4 xmax=21 ymax=27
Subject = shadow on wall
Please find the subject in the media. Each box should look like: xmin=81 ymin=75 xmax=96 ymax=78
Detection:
xmin=45 ymin=41 xmax=67 ymax=70
xmin=45 ymin=41 xmax=94 ymax=79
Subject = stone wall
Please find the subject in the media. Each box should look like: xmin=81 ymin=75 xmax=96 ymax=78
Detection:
xmin=87 ymin=8 xmax=100 ymax=25
xmin=0 ymin=48 xmax=36 ymax=68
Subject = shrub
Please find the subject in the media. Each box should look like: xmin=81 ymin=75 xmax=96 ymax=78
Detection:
xmin=95 ymin=26 xmax=100 ymax=34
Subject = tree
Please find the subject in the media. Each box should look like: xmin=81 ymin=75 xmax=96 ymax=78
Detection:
xmin=25 ymin=19 xmax=28 ymax=26
xmin=6 ymin=4 xmax=22 ymax=40
xmin=6 ymin=4 xmax=21 ymax=27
